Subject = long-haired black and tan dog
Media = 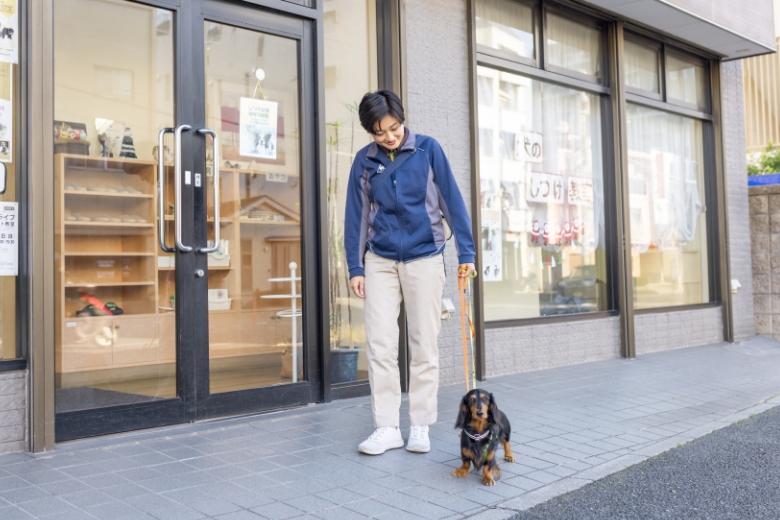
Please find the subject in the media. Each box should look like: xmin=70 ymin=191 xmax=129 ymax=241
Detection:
xmin=452 ymin=389 xmax=515 ymax=486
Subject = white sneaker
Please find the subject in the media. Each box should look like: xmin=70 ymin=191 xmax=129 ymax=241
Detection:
xmin=358 ymin=427 xmax=404 ymax=455
xmin=406 ymin=425 xmax=431 ymax=453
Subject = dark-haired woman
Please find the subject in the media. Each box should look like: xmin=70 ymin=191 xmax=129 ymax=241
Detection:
xmin=345 ymin=90 xmax=476 ymax=455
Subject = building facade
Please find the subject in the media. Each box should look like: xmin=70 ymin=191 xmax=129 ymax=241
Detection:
xmin=0 ymin=0 xmax=771 ymax=453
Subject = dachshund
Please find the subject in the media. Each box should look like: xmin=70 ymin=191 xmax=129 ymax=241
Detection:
xmin=452 ymin=389 xmax=515 ymax=486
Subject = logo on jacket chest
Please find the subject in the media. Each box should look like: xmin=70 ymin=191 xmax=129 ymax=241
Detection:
xmin=377 ymin=164 xmax=385 ymax=173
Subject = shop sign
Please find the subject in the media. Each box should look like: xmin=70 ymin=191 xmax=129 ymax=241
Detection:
xmin=514 ymin=131 xmax=543 ymax=163
xmin=0 ymin=201 xmax=17 ymax=276
xmin=567 ymin=177 xmax=594 ymax=206
xmin=239 ymin=97 xmax=278 ymax=159
xmin=0 ymin=0 xmax=16 ymax=64
xmin=526 ymin=171 xmax=564 ymax=204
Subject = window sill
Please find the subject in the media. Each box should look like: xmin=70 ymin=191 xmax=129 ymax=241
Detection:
xmin=485 ymin=310 xmax=619 ymax=329
xmin=0 ymin=359 xmax=27 ymax=372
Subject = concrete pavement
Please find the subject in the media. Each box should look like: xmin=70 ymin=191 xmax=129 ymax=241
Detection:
xmin=2 ymin=336 xmax=780 ymax=519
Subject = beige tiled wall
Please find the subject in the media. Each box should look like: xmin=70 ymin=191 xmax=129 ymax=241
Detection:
xmin=0 ymin=371 xmax=26 ymax=453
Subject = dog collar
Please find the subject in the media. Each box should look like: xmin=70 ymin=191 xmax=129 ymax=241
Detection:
xmin=463 ymin=429 xmax=491 ymax=442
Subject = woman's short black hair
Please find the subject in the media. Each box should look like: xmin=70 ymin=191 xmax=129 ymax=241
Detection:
xmin=358 ymin=90 xmax=405 ymax=134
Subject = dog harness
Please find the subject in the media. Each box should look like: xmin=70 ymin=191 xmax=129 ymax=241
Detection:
xmin=463 ymin=430 xmax=491 ymax=442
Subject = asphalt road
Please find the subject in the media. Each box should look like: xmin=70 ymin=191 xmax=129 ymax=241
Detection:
xmin=509 ymin=405 xmax=780 ymax=520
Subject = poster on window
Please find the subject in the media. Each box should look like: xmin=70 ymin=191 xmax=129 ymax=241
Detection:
xmin=0 ymin=0 xmax=17 ymax=64
xmin=526 ymin=172 xmax=564 ymax=204
xmin=514 ymin=131 xmax=543 ymax=163
xmin=0 ymin=202 xmax=17 ymax=276
xmin=567 ymin=177 xmax=594 ymax=206
xmin=239 ymin=97 xmax=277 ymax=159
xmin=481 ymin=207 xmax=502 ymax=281
xmin=0 ymin=63 xmax=12 ymax=163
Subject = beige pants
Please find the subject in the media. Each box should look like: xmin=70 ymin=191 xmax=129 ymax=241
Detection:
xmin=363 ymin=250 xmax=446 ymax=427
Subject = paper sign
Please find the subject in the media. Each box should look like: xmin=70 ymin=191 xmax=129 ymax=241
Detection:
xmin=0 ymin=63 xmax=11 ymax=163
xmin=526 ymin=172 xmax=564 ymax=204
xmin=266 ymin=172 xmax=287 ymax=183
xmin=481 ymin=207 xmax=502 ymax=282
xmin=0 ymin=0 xmax=17 ymax=64
xmin=240 ymin=97 xmax=278 ymax=159
xmin=514 ymin=131 xmax=543 ymax=163
xmin=0 ymin=201 xmax=17 ymax=275
xmin=567 ymin=177 xmax=594 ymax=206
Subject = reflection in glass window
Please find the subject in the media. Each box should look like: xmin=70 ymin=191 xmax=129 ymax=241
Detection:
xmin=477 ymin=66 xmax=609 ymax=321
xmin=324 ymin=1 xmax=378 ymax=382
xmin=546 ymin=12 xmax=602 ymax=79
xmin=626 ymin=104 xmax=709 ymax=308
xmin=666 ymin=54 xmax=707 ymax=110
xmin=624 ymin=39 xmax=660 ymax=94
xmin=475 ymin=0 xmax=535 ymax=61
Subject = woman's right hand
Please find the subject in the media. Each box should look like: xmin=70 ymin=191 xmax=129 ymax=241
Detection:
xmin=350 ymin=276 xmax=365 ymax=299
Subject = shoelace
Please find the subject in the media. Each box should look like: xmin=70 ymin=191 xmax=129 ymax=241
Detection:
xmin=368 ymin=427 xmax=395 ymax=441
xmin=410 ymin=425 xmax=428 ymax=440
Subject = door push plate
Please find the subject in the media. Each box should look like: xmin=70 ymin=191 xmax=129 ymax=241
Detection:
xmin=194 ymin=173 xmax=202 ymax=187
xmin=185 ymin=170 xmax=191 ymax=185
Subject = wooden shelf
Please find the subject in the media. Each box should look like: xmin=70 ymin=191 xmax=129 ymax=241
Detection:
xmin=64 ymin=281 xmax=155 ymax=287
xmin=157 ymin=266 xmax=232 ymax=271
xmin=162 ymin=215 xmax=234 ymax=224
xmin=64 ymin=252 xmax=155 ymax=257
xmin=220 ymin=168 xmax=299 ymax=179
xmin=239 ymin=219 xmax=299 ymax=225
xmin=64 ymin=190 xmax=153 ymax=199
xmin=65 ymin=221 xmax=152 ymax=228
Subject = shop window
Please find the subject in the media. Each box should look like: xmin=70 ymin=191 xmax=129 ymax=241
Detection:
xmin=545 ymin=11 xmax=603 ymax=81
xmin=475 ymin=0 xmax=536 ymax=63
xmin=624 ymin=38 xmax=660 ymax=95
xmin=323 ymin=0 xmax=379 ymax=382
xmin=477 ymin=66 xmax=609 ymax=321
xmin=666 ymin=52 xmax=708 ymax=111
xmin=626 ymin=103 xmax=709 ymax=308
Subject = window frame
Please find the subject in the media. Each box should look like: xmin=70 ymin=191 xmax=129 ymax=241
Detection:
xmin=471 ymin=1 xmax=620 ymax=328
xmin=474 ymin=0 xmax=540 ymax=68
xmin=469 ymin=0 xmax=723 ymax=335
xmin=664 ymin=46 xmax=711 ymax=113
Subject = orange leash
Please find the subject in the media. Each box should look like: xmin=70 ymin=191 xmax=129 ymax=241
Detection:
xmin=458 ymin=267 xmax=470 ymax=392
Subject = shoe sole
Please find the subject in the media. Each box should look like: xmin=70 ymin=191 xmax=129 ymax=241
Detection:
xmin=405 ymin=444 xmax=431 ymax=453
xmin=358 ymin=439 xmax=404 ymax=455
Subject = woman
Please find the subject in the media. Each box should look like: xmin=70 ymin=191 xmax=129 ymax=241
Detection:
xmin=345 ymin=90 xmax=476 ymax=455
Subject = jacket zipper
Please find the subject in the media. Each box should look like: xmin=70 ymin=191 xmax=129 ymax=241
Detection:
xmin=394 ymin=171 xmax=403 ymax=262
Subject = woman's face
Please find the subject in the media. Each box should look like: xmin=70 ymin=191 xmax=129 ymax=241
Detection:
xmin=371 ymin=115 xmax=405 ymax=151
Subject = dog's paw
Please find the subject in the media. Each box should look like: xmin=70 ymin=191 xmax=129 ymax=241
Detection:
xmin=481 ymin=475 xmax=496 ymax=486
xmin=504 ymin=454 xmax=516 ymax=463
xmin=452 ymin=468 xmax=469 ymax=477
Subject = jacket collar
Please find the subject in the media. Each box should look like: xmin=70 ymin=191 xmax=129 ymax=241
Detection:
xmin=365 ymin=127 xmax=416 ymax=161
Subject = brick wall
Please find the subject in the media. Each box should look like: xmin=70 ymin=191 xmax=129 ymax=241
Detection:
xmin=484 ymin=318 xmax=621 ymax=378
xmin=0 ymin=371 xmax=26 ymax=454
xmin=635 ymin=307 xmax=724 ymax=354
xmin=723 ymin=60 xmax=756 ymax=341
xmin=749 ymin=184 xmax=780 ymax=340
xmin=403 ymin=0 xmax=472 ymax=386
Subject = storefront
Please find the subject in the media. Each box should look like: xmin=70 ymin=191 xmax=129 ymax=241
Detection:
xmin=0 ymin=0 xmax=771 ymax=452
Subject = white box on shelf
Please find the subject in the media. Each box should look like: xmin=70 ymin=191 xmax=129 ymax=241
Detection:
xmin=208 ymin=288 xmax=228 ymax=301
xmin=208 ymin=254 xmax=230 ymax=267
xmin=158 ymin=256 xmax=174 ymax=268
xmin=208 ymin=298 xmax=232 ymax=311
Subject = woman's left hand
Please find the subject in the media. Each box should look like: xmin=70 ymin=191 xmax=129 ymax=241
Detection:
xmin=458 ymin=263 xmax=476 ymax=278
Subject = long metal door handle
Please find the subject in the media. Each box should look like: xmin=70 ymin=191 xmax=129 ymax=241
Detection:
xmin=197 ymin=128 xmax=220 ymax=254
xmin=174 ymin=124 xmax=193 ymax=252
xmin=157 ymin=128 xmax=175 ymax=253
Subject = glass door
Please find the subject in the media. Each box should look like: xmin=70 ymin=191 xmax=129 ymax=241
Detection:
xmin=193 ymin=1 xmax=320 ymax=418
xmin=53 ymin=0 xmax=320 ymax=441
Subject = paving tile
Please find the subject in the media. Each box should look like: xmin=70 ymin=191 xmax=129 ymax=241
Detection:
xmin=0 ymin=485 xmax=54 ymax=504
xmin=311 ymin=506 xmax=368 ymax=520
xmin=250 ymin=501 xmax=304 ymax=519
xmin=84 ymin=500 xmax=145 ymax=518
xmin=225 ymin=490 xmax=276 ymax=509
xmin=124 ymin=493 xmax=181 ymax=513
xmin=188 ymin=498 xmax=243 ymax=516
xmin=0 ymin=506 xmax=35 ymax=520
xmin=149 ymin=505 xmax=207 ymax=520
xmin=80 ymin=472 xmax=131 ymax=489
xmin=61 ymin=489 xmax=115 ymax=508
xmin=215 ymin=511 xmax=263 ymax=520
xmin=343 ymin=497 xmax=399 ymax=517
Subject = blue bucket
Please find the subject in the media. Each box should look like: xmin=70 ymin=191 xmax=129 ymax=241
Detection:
xmin=748 ymin=173 xmax=780 ymax=186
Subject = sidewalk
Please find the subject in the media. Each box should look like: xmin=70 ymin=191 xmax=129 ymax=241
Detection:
xmin=2 ymin=337 xmax=780 ymax=520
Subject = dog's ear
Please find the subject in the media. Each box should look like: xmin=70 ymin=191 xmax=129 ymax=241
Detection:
xmin=488 ymin=393 xmax=504 ymax=430
xmin=455 ymin=394 xmax=470 ymax=429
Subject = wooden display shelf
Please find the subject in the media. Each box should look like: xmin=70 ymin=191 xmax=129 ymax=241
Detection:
xmin=60 ymin=153 xmax=164 ymax=170
xmin=162 ymin=215 xmax=234 ymax=224
xmin=64 ymin=190 xmax=153 ymax=199
xmin=220 ymin=168 xmax=299 ymax=178
xmin=65 ymin=221 xmax=153 ymax=228
xmin=239 ymin=219 xmax=299 ymax=225
xmin=64 ymin=281 xmax=155 ymax=287
xmin=157 ymin=266 xmax=232 ymax=271
xmin=64 ymin=252 xmax=155 ymax=257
